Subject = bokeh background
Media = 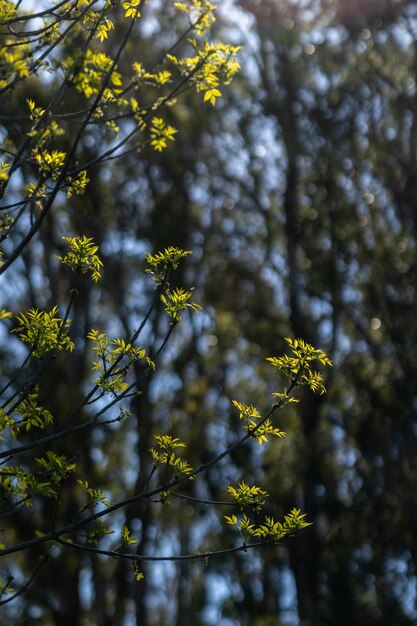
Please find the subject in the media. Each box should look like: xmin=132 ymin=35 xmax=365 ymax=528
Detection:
xmin=1 ymin=0 xmax=417 ymax=624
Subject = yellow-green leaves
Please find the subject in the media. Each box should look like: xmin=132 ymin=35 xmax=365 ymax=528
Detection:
xmin=0 ymin=161 xmax=10 ymax=181
xmin=18 ymin=392 xmax=53 ymax=432
xmin=267 ymin=337 xmax=332 ymax=395
xmin=27 ymin=99 xmax=65 ymax=160
xmin=150 ymin=117 xmax=177 ymax=152
xmin=224 ymin=508 xmax=311 ymax=546
xmin=27 ymin=98 xmax=45 ymax=120
xmin=174 ymin=0 xmax=216 ymax=35
xmin=0 ymin=37 xmax=31 ymax=88
xmin=95 ymin=17 xmax=114 ymax=42
xmin=121 ymin=525 xmax=138 ymax=548
xmin=87 ymin=519 xmax=114 ymax=545
xmin=132 ymin=63 xmax=172 ymax=87
xmin=65 ymin=170 xmax=89 ymax=198
xmin=232 ymin=400 xmax=261 ymax=422
xmin=87 ymin=330 xmax=154 ymax=395
xmin=224 ymin=513 xmax=255 ymax=545
xmin=0 ymin=409 xmax=17 ymax=440
xmin=77 ymin=480 xmax=109 ymax=509
xmin=145 ymin=248 xmax=200 ymax=322
xmin=146 ymin=247 xmax=192 ymax=285
xmin=69 ymin=49 xmax=122 ymax=99
xmin=160 ymin=287 xmax=201 ymax=325
xmin=0 ymin=452 xmax=76 ymax=508
xmin=0 ymin=210 xmax=14 ymax=237
xmin=122 ymin=0 xmax=141 ymax=19
xmin=0 ymin=0 xmax=17 ymax=25
xmin=36 ymin=451 xmax=77 ymax=485
xmin=133 ymin=565 xmax=145 ymax=581
xmin=149 ymin=434 xmax=193 ymax=478
xmin=254 ymin=509 xmax=312 ymax=541
xmin=232 ymin=400 xmax=286 ymax=445
xmin=56 ymin=235 xmax=103 ymax=282
xmin=230 ymin=339 xmax=331 ymax=450
xmin=167 ymin=40 xmax=241 ymax=108
xmin=0 ymin=577 xmax=14 ymax=598
xmin=250 ymin=419 xmax=286 ymax=445
xmin=271 ymin=390 xmax=300 ymax=406
xmin=203 ymin=87 xmax=222 ymax=106
xmin=34 ymin=150 xmax=66 ymax=180
xmin=227 ymin=481 xmax=269 ymax=510
xmin=13 ymin=307 xmax=74 ymax=358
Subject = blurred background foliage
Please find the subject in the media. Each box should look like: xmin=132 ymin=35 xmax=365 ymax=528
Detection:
xmin=1 ymin=0 xmax=417 ymax=624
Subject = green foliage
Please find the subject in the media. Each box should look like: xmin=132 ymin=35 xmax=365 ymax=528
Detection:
xmin=145 ymin=247 xmax=192 ymax=285
xmin=167 ymin=39 xmax=241 ymax=107
xmin=56 ymin=236 xmax=103 ymax=282
xmin=69 ymin=49 xmax=123 ymax=99
xmin=227 ymin=481 xmax=269 ymax=510
xmin=145 ymin=247 xmax=201 ymax=322
xmin=13 ymin=307 xmax=74 ymax=358
xmin=87 ymin=330 xmax=154 ymax=394
xmin=0 ymin=0 xmax=16 ymax=24
xmin=173 ymin=0 xmax=216 ymax=34
xmin=0 ymin=409 xmax=17 ymax=440
xmin=120 ymin=525 xmax=138 ymax=549
xmin=254 ymin=509 xmax=312 ymax=540
xmin=267 ymin=337 xmax=332 ymax=396
xmin=0 ymin=451 xmax=76 ymax=507
xmin=0 ymin=210 xmax=13 ymax=237
xmin=150 ymin=117 xmax=177 ymax=152
xmin=160 ymin=287 xmax=202 ymax=325
xmin=232 ymin=399 xmax=286 ymax=445
xmin=149 ymin=434 xmax=194 ymax=478
xmin=0 ymin=36 xmax=30 ymax=87
xmin=77 ymin=480 xmax=109 ymax=510
xmin=122 ymin=0 xmax=142 ymax=20
xmin=17 ymin=391 xmax=54 ymax=432
xmin=132 ymin=563 xmax=144 ymax=581
xmin=88 ymin=519 xmax=114 ymax=546
xmin=36 ymin=451 xmax=77 ymax=483
xmin=225 ymin=508 xmax=311 ymax=546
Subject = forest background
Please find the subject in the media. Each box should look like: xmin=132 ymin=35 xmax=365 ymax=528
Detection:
xmin=0 ymin=0 xmax=416 ymax=625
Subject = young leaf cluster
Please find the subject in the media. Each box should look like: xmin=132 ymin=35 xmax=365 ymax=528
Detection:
xmin=167 ymin=40 xmax=241 ymax=108
xmin=56 ymin=236 xmax=103 ymax=282
xmin=149 ymin=434 xmax=194 ymax=479
xmin=160 ymin=287 xmax=201 ymax=325
xmin=88 ymin=519 xmax=114 ymax=546
xmin=146 ymin=247 xmax=200 ymax=323
xmin=267 ymin=337 xmax=332 ymax=396
xmin=13 ymin=307 xmax=74 ymax=358
xmin=150 ymin=117 xmax=177 ymax=152
xmin=145 ymin=247 xmax=192 ymax=285
xmin=87 ymin=330 xmax=153 ymax=395
xmin=232 ymin=399 xmax=286 ymax=445
xmin=77 ymin=480 xmax=109 ymax=510
xmin=16 ymin=391 xmax=54 ymax=433
xmin=120 ymin=525 xmax=138 ymax=549
xmin=227 ymin=481 xmax=269 ymax=511
xmin=1 ymin=451 xmax=76 ymax=507
xmin=174 ymin=0 xmax=216 ymax=35
xmin=224 ymin=508 xmax=311 ymax=546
